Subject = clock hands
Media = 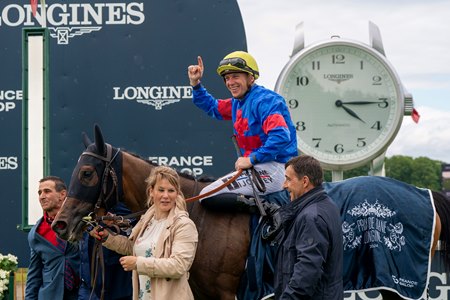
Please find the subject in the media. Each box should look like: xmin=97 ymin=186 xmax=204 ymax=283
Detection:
xmin=335 ymin=100 xmax=365 ymax=123
xmin=339 ymin=101 xmax=380 ymax=105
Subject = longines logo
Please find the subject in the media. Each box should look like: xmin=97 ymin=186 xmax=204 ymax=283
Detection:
xmin=0 ymin=2 xmax=145 ymax=44
xmin=113 ymin=85 xmax=193 ymax=110
xmin=324 ymin=73 xmax=353 ymax=84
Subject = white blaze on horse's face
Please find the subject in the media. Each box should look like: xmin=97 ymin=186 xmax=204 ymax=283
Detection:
xmin=150 ymin=178 xmax=178 ymax=217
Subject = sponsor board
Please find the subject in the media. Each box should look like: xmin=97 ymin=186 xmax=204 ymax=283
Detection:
xmin=0 ymin=0 xmax=246 ymax=266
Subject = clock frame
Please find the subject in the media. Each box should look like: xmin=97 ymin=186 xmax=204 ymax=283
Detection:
xmin=275 ymin=22 xmax=413 ymax=179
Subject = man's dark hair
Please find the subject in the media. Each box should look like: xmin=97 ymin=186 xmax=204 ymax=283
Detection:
xmin=285 ymin=155 xmax=323 ymax=187
xmin=39 ymin=176 xmax=67 ymax=192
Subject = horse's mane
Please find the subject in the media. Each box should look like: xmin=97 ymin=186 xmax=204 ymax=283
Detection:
xmin=121 ymin=148 xmax=216 ymax=183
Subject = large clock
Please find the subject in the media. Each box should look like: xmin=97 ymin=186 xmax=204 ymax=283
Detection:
xmin=275 ymin=22 xmax=413 ymax=179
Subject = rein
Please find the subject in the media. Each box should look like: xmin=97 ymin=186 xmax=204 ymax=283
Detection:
xmin=186 ymin=169 xmax=243 ymax=202
xmin=96 ymin=169 xmax=244 ymax=223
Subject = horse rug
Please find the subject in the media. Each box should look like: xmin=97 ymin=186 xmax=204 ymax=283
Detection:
xmin=324 ymin=176 xmax=435 ymax=300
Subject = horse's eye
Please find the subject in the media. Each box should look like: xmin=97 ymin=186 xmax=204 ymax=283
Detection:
xmin=82 ymin=170 xmax=93 ymax=178
xmin=78 ymin=166 xmax=98 ymax=186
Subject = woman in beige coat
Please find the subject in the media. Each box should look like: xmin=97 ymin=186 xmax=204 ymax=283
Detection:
xmin=92 ymin=166 xmax=198 ymax=300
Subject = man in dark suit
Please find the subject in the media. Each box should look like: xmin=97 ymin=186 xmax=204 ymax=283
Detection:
xmin=274 ymin=155 xmax=343 ymax=299
xmin=25 ymin=176 xmax=80 ymax=300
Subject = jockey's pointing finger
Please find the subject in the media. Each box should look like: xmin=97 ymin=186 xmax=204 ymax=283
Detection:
xmin=197 ymin=56 xmax=204 ymax=71
xmin=188 ymin=55 xmax=204 ymax=86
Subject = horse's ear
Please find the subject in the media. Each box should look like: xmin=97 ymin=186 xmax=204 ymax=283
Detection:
xmin=94 ymin=124 xmax=106 ymax=155
xmin=82 ymin=132 xmax=92 ymax=148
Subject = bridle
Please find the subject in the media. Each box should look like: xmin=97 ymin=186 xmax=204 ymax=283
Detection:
xmin=77 ymin=143 xmax=122 ymax=300
xmin=77 ymin=145 xmax=137 ymax=259
xmin=85 ymin=144 xmax=120 ymax=211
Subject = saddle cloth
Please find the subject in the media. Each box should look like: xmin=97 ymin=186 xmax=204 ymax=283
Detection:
xmin=324 ymin=176 xmax=435 ymax=300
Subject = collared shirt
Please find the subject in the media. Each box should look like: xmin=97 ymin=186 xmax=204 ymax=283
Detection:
xmin=37 ymin=213 xmax=58 ymax=247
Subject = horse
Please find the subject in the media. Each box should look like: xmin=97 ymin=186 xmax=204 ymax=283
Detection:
xmin=53 ymin=124 xmax=450 ymax=300
xmin=53 ymin=124 xmax=251 ymax=300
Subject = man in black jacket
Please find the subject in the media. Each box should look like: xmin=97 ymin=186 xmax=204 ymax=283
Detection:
xmin=274 ymin=155 xmax=343 ymax=299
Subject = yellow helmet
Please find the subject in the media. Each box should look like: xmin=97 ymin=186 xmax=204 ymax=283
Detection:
xmin=216 ymin=51 xmax=259 ymax=79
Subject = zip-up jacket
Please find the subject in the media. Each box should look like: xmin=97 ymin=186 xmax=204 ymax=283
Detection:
xmin=192 ymin=84 xmax=297 ymax=164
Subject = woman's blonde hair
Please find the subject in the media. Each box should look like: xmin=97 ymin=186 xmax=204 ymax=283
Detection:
xmin=145 ymin=166 xmax=187 ymax=211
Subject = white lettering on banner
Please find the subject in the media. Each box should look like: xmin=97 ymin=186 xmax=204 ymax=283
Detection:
xmin=0 ymin=2 xmax=145 ymax=44
xmin=0 ymin=90 xmax=22 ymax=112
xmin=149 ymin=156 xmax=214 ymax=176
xmin=0 ymin=90 xmax=22 ymax=100
xmin=429 ymin=271 xmax=450 ymax=300
xmin=113 ymin=85 xmax=193 ymax=110
xmin=0 ymin=157 xmax=18 ymax=170
xmin=0 ymin=102 xmax=15 ymax=112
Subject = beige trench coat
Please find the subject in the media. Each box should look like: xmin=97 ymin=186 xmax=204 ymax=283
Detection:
xmin=103 ymin=206 xmax=198 ymax=300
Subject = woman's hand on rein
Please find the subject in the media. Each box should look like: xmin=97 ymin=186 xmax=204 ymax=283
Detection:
xmin=89 ymin=225 xmax=109 ymax=242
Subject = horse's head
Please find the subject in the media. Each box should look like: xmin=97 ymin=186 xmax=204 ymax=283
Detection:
xmin=52 ymin=124 xmax=122 ymax=241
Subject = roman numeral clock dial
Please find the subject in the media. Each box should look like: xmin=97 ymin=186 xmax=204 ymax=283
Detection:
xmin=275 ymin=22 xmax=413 ymax=180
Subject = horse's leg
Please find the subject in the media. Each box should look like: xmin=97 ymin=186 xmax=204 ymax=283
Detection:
xmin=188 ymin=202 xmax=250 ymax=300
xmin=431 ymin=213 xmax=442 ymax=258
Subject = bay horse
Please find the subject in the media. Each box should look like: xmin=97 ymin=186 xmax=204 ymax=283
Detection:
xmin=53 ymin=124 xmax=250 ymax=300
xmin=53 ymin=124 xmax=450 ymax=299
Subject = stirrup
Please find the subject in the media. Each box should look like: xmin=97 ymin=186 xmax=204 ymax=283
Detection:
xmin=236 ymin=195 xmax=259 ymax=214
xmin=237 ymin=195 xmax=256 ymax=206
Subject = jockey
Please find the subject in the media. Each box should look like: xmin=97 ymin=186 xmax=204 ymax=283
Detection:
xmin=187 ymin=51 xmax=298 ymax=212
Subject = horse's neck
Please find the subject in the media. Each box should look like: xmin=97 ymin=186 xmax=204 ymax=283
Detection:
xmin=121 ymin=152 xmax=210 ymax=210
xmin=121 ymin=152 xmax=153 ymax=212
xmin=180 ymin=176 xmax=210 ymax=198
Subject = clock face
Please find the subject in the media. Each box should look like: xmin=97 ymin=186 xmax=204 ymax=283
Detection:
xmin=276 ymin=41 xmax=404 ymax=169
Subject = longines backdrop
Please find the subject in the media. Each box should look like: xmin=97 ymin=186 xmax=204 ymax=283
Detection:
xmin=0 ymin=0 xmax=245 ymax=265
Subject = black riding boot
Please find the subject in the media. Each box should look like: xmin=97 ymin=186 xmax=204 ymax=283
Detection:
xmin=261 ymin=202 xmax=283 ymax=242
xmin=201 ymin=193 xmax=259 ymax=214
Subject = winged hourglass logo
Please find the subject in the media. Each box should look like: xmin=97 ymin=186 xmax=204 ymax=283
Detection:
xmin=49 ymin=27 xmax=102 ymax=45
